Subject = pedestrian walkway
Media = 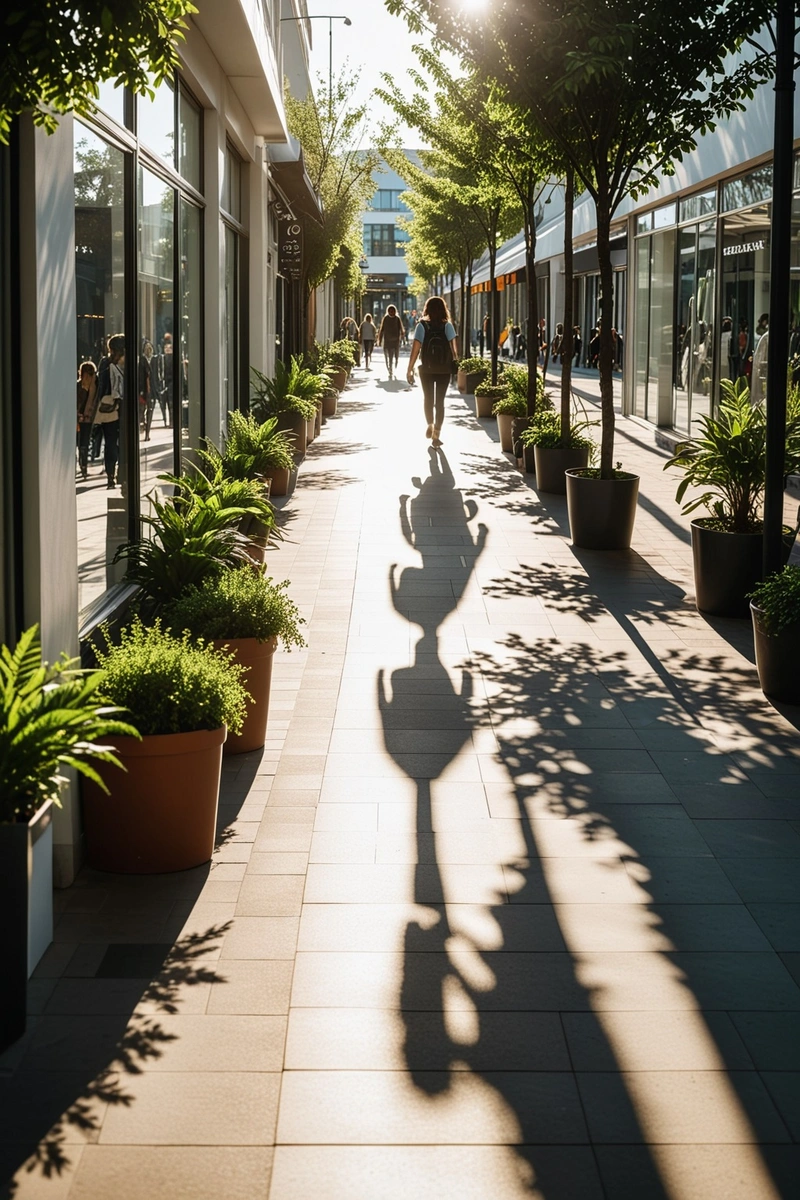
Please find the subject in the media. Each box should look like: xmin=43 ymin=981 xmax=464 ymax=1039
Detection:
xmin=3 ymin=366 xmax=800 ymax=1199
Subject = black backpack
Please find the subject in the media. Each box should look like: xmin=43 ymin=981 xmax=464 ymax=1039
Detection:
xmin=420 ymin=319 xmax=452 ymax=372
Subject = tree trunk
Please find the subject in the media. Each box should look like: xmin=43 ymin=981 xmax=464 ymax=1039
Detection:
xmin=560 ymin=167 xmax=574 ymax=444
xmin=466 ymin=266 xmax=473 ymax=357
xmin=596 ymin=193 xmax=616 ymax=478
xmin=526 ymin=248 xmax=539 ymax=417
xmin=489 ymin=244 xmax=499 ymax=385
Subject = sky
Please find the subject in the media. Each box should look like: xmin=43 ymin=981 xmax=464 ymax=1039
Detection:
xmin=305 ymin=1 xmax=460 ymax=149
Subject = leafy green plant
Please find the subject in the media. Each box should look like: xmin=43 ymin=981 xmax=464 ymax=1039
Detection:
xmin=250 ymin=357 xmax=323 ymax=422
xmin=749 ymin=565 xmax=800 ymax=637
xmin=520 ymin=408 xmax=597 ymax=458
xmin=665 ymin=379 xmax=800 ymax=533
xmin=168 ymin=464 xmax=276 ymax=540
xmin=115 ymin=497 xmax=252 ymax=610
xmin=327 ymin=339 xmax=357 ymax=369
xmin=0 ymin=625 xmax=137 ymax=824
xmin=502 ymin=363 xmax=550 ymax=412
xmin=164 ymin=567 xmax=307 ymax=650
xmin=492 ymin=393 xmax=528 ymax=417
xmin=475 ymin=382 xmax=508 ymax=399
xmin=458 ymin=357 xmax=490 ymax=375
xmin=306 ymin=340 xmax=331 ymax=374
xmin=202 ymin=412 xmax=295 ymax=479
xmin=96 ymin=620 xmax=249 ymax=737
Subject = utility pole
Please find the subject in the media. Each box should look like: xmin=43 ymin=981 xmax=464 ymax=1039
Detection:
xmin=764 ymin=0 xmax=796 ymax=576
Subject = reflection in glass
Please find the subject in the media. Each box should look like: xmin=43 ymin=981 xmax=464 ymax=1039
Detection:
xmin=179 ymin=89 xmax=202 ymax=191
xmin=180 ymin=200 xmax=202 ymax=451
xmin=137 ymin=76 xmax=175 ymax=167
xmin=721 ymin=204 xmax=770 ymax=402
xmin=633 ymin=237 xmax=651 ymax=418
xmin=138 ymin=166 xmax=175 ymax=512
xmin=222 ymin=145 xmax=241 ymax=221
xmin=722 ymin=165 xmax=772 ymax=213
xmin=74 ymin=123 xmax=127 ymax=613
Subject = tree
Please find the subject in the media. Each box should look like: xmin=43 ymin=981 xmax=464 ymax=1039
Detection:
xmin=388 ymin=0 xmax=774 ymax=474
xmin=285 ymin=70 xmax=382 ymax=340
xmin=378 ymin=67 xmax=521 ymax=388
xmin=0 ymin=1 xmax=195 ymax=144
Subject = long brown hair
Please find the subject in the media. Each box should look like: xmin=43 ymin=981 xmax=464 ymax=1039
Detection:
xmin=422 ymin=295 xmax=450 ymax=324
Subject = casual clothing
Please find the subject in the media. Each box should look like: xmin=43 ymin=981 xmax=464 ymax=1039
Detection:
xmin=414 ymin=319 xmax=457 ymax=438
xmin=360 ymin=320 xmax=376 ymax=366
xmin=412 ymin=320 xmax=457 ymax=358
xmin=378 ymin=313 xmax=404 ymax=376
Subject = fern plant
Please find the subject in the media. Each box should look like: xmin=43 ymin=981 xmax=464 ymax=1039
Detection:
xmin=666 ymin=378 xmax=800 ymax=533
xmin=0 ymin=626 xmax=137 ymax=824
xmin=250 ymin=357 xmax=326 ymax=422
xmin=201 ymin=413 xmax=296 ymax=479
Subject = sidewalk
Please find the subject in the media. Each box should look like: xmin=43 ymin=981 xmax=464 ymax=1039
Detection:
xmin=3 ymin=363 xmax=800 ymax=1199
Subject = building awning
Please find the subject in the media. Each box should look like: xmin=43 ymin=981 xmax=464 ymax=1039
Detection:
xmin=268 ymin=137 xmax=323 ymax=225
xmin=471 ymin=231 xmax=529 ymax=287
xmin=573 ymin=233 xmax=627 ymax=275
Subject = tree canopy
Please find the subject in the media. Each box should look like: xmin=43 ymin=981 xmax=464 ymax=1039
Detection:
xmin=0 ymin=1 xmax=195 ymax=144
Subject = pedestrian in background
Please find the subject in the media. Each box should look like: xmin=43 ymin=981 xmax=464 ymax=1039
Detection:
xmin=76 ymin=361 xmax=97 ymax=480
xmin=360 ymin=314 xmax=376 ymax=369
xmin=406 ymin=295 xmax=459 ymax=449
xmin=378 ymin=304 xmax=404 ymax=379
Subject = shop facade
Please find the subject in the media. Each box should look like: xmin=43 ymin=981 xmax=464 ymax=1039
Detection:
xmin=0 ymin=0 xmax=317 ymax=891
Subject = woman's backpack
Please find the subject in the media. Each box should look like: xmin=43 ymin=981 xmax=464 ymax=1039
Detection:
xmin=420 ymin=320 xmax=452 ymax=372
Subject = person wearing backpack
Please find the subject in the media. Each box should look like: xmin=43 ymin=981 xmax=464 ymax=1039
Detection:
xmin=406 ymin=295 xmax=458 ymax=448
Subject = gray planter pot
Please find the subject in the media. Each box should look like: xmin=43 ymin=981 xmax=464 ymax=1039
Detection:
xmin=0 ymin=800 xmax=53 ymax=1052
xmin=276 ymin=411 xmax=306 ymax=456
xmin=534 ymin=445 xmax=591 ymax=494
xmin=691 ymin=520 xmax=776 ymax=618
xmin=566 ymin=470 xmax=640 ymax=550
xmin=751 ymin=604 xmax=800 ymax=704
xmin=475 ymin=393 xmax=494 ymax=418
xmin=465 ymin=370 xmax=486 ymax=395
xmin=497 ymin=412 xmax=514 ymax=452
xmin=322 ymin=391 xmax=338 ymax=418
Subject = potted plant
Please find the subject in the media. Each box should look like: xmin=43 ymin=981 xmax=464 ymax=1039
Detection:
xmin=170 ymin=466 xmax=278 ymax=565
xmin=327 ymin=339 xmax=357 ymax=390
xmin=749 ymin=565 xmax=800 ymax=704
xmin=250 ymin=359 xmax=323 ymax=456
xmin=492 ymin=392 xmax=527 ymax=451
xmin=666 ymin=379 xmax=800 ymax=616
xmin=0 ymin=626 xmax=134 ymax=1049
xmin=204 ymin=411 xmax=296 ymax=499
xmin=164 ymin=566 xmax=306 ymax=754
xmin=321 ymin=381 xmax=339 ymax=420
xmin=83 ymin=621 xmax=249 ymax=873
xmin=474 ymin=381 xmax=507 ymax=420
xmin=522 ymin=409 xmax=597 ymax=493
xmin=457 ymin=357 xmax=490 ymax=396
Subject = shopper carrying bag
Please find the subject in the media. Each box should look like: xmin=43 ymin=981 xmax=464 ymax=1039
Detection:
xmin=406 ymin=296 xmax=459 ymax=448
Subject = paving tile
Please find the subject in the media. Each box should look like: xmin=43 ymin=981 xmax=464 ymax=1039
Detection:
xmin=729 ymin=1012 xmax=800 ymax=1071
xmin=68 ymin=1146 xmax=273 ymax=1200
xmin=695 ymin=820 xmax=800 ymax=858
xmin=594 ymin=1144 xmax=800 ymax=1200
xmin=206 ymin=960 xmax=294 ymax=1015
xmin=98 ymin=1072 xmax=280 ymax=1144
xmin=747 ymin=903 xmax=800 ymax=952
xmin=219 ymin=917 xmax=300 ymax=960
xmin=718 ymin=858 xmax=800 ymax=902
xmin=268 ymin=1145 xmax=603 ymax=1200
xmin=563 ymin=1010 xmax=753 ymax=1071
xmin=235 ymin=875 xmax=305 ymax=917
xmin=276 ymin=1070 xmax=588 ymax=1144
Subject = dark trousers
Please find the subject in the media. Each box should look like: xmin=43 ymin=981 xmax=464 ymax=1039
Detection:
xmin=103 ymin=419 xmax=120 ymax=480
xmin=383 ymin=341 xmax=400 ymax=371
xmin=77 ymin=422 xmax=92 ymax=472
xmin=419 ymin=372 xmax=450 ymax=430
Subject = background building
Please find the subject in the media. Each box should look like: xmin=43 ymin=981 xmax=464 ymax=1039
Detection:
xmin=359 ymin=153 xmax=420 ymax=326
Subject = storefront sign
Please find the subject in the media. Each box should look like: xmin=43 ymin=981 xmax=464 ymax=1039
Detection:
xmin=278 ymin=219 xmax=303 ymax=281
xmin=723 ymin=239 xmax=766 ymax=257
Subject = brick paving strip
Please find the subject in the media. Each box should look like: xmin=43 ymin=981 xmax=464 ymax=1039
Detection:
xmin=2 ymin=362 xmax=800 ymax=1198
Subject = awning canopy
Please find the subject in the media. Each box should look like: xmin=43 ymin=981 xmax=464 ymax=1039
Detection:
xmin=268 ymin=137 xmax=323 ymax=226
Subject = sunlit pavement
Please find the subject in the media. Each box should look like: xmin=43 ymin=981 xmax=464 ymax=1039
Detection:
xmin=4 ymin=357 xmax=800 ymax=1199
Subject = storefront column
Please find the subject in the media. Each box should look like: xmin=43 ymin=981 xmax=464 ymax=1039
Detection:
xmin=203 ymin=107 xmax=224 ymax=445
xmin=18 ymin=115 xmax=81 ymax=886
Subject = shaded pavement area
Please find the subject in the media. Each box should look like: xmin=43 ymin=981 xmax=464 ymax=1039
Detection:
xmin=3 ymin=360 xmax=800 ymax=1199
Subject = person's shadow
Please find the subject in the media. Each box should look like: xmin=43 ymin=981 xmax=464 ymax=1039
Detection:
xmin=376 ymin=450 xmax=671 ymax=1198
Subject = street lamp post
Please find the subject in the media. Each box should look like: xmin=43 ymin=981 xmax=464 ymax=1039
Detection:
xmin=280 ymin=13 xmax=352 ymax=116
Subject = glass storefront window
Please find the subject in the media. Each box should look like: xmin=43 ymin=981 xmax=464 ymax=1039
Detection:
xmin=632 ymin=229 xmax=675 ymax=424
xmin=138 ymin=166 xmax=175 ymax=505
xmin=180 ymin=200 xmax=203 ymax=451
xmin=74 ymin=124 xmax=127 ymax=612
xmin=222 ymin=144 xmax=242 ymax=221
xmin=179 ymin=88 xmax=202 ymax=192
xmin=95 ymin=79 xmax=126 ymax=127
xmin=636 ymin=214 xmax=652 ymax=234
xmin=223 ymin=225 xmax=239 ymax=412
xmin=721 ymin=202 xmax=770 ymax=402
xmin=723 ymin=164 xmax=772 ymax=213
xmin=653 ymin=203 xmax=677 ymax=229
xmin=674 ymin=220 xmax=715 ymax=434
xmin=138 ymin=76 xmax=176 ymax=168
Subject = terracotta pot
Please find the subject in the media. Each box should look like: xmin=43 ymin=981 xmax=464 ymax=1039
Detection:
xmin=565 ymin=470 xmax=640 ymax=550
xmin=276 ymin=411 xmax=306 ymax=456
xmin=330 ymin=367 xmax=347 ymax=390
xmin=475 ymin=393 xmax=494 ymax=418
xmin=534 ymin=445 xmax=591 ymax=494
xmin=497 ymin=412 xmax=514 ymax=451
xmin=264 ymin=465 xmax=290 ymax=497
xmin=322 ymin=390 xmax=338 ymax=418
xmin=315 ymin=403 xmax=323 ymax=436
xmin=457 ymin=368 xmax=467 ymax=393
xmin=522 ymin=442 xmax=536 ymax=473
xmin=306 ymin=414 xmax=315 ymax=444
xmin=83 ymin=728 xmax=226 ymax=873
xmin=212 ymin=636 xmax=277 ymax=754
xmin=751 ymin=605 xmax=800 ymax=704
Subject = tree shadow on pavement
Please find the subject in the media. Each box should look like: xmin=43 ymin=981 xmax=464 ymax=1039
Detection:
xmin=375 ymin=453 xmax=796 ymax=1197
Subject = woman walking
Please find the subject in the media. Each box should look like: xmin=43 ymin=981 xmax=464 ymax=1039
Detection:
xmin=377 ymin=304 xmax=405 ymax=378
xmin=406 ymin=296 xmax=458 ymax=449
xmin=76 ymin=361 xmax=98 ymax=480
xmin=359 ymin=313 xmax=376 ymax=369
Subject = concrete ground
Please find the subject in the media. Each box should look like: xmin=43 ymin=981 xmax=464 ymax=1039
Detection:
xmin=3 ymin=357 xmax=800 ymax=1199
